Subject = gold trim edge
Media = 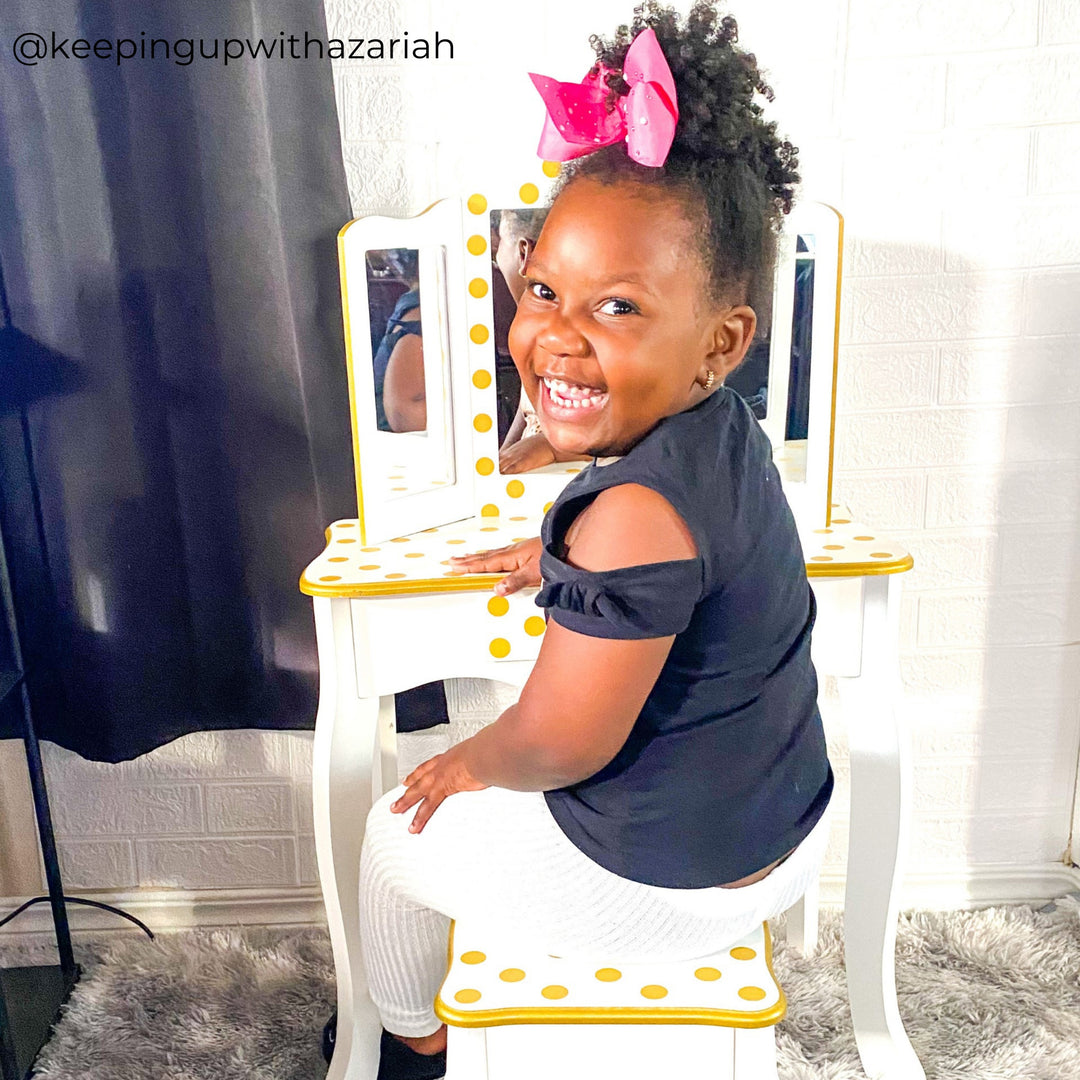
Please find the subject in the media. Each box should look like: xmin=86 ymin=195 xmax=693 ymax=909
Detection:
xmin=433 ymin=921 xmax=787 ymax=1031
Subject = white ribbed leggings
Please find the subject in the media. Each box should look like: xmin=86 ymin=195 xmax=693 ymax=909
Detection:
xmin=358 ymin=783 xmax=831 ymax=1036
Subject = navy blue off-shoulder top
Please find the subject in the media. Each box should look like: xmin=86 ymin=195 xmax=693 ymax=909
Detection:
xmin=537 ymin=386 xmax=833 ymax=889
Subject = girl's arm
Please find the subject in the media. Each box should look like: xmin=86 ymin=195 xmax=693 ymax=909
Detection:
xmin=383 ymin=321 xmax=427 ymax=432
xmin=393 ymin=483 xmax=698 ymax=831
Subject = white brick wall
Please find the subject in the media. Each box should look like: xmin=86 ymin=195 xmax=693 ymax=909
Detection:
xmin=24 ymin=0 xmax=1079 ymax=914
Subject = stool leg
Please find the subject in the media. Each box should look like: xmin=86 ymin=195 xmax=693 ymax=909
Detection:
xmin=732 ymin=1026 xmax=778 ymax=1080
xmin=446 ymin=1027 xmax=488 ymax=1080
xmin=786 ymin=870 xmax=820 ymax=957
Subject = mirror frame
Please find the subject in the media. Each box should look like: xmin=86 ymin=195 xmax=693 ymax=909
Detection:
xmin=338 ymin=200 xmax=474 ymax=544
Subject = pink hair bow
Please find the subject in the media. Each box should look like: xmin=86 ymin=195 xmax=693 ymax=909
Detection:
xmin=529 ymin=28 xmax=679 ymax=168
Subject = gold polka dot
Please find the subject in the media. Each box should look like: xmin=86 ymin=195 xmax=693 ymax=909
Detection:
xmin=460 ymin=951 xmax=486 ymax=964
xmin=470 ymin=324 xmax=490 ymax=345
xmin=319 ymin=575 xmax=341 ymax=582
xmin=432 ymin=480 xmax=446 ymax=485
xmin=500 ymin=969 xmax=526 ymax=982
xmin=440 ymin=560 xmax=450 ymax=566
xmin=337 ymin=538 xmax=356 ymax=544
xmin=328 ymin=557 xmax=348 ymax=563
xmin=541 ymin=985 xmax=568 ymax=1000
xmin=854 ymin=535 xmax=874 ymax=542
xmin=640 ymin=985 xmax=668 ymax=1000
xmin=810 ymin=556 xmax=833 ymax=562
xmin=468 ymin=278 xmax=489 ymax=298
xmin=359 ymin=564 xmax=380 ymax=571
xmin=695 ymin=967 xmax=721 ymax=982
xmin=467 ymin=193 xmax=487 ymax=215
xmin=488 ymin=596 xmax=509 ymax=616
xmin=506 ymin=480 xmax=525 ymax=498
xmin=390 ymin=537 xmax=410 ymax=544
xmin=385 ymin=573 xmax=406 ymax=579
xmin=481 ymin=503 xmax=500 ymax=517
xmin=473 ymin=414 xmax=493 ymax=433
xmin=480 ymin=526 xmax=499 ymax=532
xmin=543 ymin=502 xmax=554 ymax=514
xmin=823 ymin=544 xmax=845 ymax=550
xmin=467 ymin=234 xmax=487 ymax=256
xmin=831 ymin=502 xmax=840 ymax=508
xmin=730 ymin=947 xmax=757 ymax=961
xmin=564 ymin=468 xmax=582 ymax=474
xmin=421 ymin=528 xmax=440 ymax=534
xmin=870 ymin=552 xmax=894 ymax=559
xmin=511 ymin=537 xmax=529 ymax=543
xmin=476 ymin=457 xmax=495 ymax=476
xmin=738 ymin=986 xmax=767 ymax=1002
xmin=361 ymin=546 xmax=381 ymax=552
xmin=813 ymin=529 xmax=833 ymax=535
xmin=389 ymin=475 xmax=404 ymax=480
xmin=542 ymin=160 xmax=561 ymax=178
xmin=404 ymin=552 xmax=424 ymax=559
xmin=832 ymin=518 xmax=851 ymax=524
xmin=489 ymin=638 xmax=511 ymax=659
xmin=510 ymin=515 xmax=528 ymax=521
xmin=391 ymin=486 xmax=407 ymax=492
xmin=472 ymin=369 xmax=493 ymax=389
xmin=524 ymin=616 xmax=546 ymax=637
xmin=455 ymin=988 xmax=482 ymax=1004
xmin=446 ymin=539 xmax=466 ymax=545
xmin=519 ymin=182 xmax=540 ymax=204
xmin=595 ymin=968 xmax=621 ymax=982
xmin=338 ymin=523 xmax=355 ymax=528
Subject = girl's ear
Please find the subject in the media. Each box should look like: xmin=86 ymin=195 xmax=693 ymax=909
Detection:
xmin=516 ymin=238 xmax=533 ymax=277
xmin=705 ymin=305 xmax=757 ymax=380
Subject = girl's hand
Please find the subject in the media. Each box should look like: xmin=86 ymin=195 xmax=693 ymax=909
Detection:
xmin=447 ymin=537 xmax=542 ymax=595
xmin=391 ymin=743 xmax=489 ymax=833
xmin=499 ymin=434 xmax=556 ymax=474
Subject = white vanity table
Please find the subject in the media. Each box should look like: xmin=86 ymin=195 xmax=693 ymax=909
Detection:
xmin=301 ymin=169 xmax=925 ymax=1080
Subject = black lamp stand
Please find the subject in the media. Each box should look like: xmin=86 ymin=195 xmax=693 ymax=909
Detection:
xmin=0 ymin=441 xmax=79 ymax=1080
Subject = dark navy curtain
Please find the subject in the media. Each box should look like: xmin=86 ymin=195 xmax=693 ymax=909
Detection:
xmin=0 ymin=0 xmax=358 ymax=760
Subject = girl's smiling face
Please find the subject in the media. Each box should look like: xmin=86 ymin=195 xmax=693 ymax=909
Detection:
xmin=509 ymin=178 xmax=756 ymax=458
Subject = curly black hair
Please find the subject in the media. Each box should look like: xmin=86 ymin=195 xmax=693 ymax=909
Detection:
xmin=555 ymin=1 xmax=800 ymax=315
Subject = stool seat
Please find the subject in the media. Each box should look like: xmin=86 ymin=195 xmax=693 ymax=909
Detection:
xmin=435 ymin=921 xmax=784 ymax=1029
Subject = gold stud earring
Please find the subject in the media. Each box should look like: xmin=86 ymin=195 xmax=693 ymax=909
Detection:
xmin=703 ymin=369 xmax=716 ymax=391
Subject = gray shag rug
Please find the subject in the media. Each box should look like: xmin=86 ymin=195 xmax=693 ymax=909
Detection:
xmin=2 ymin=896 xmax=1079 ymax=1079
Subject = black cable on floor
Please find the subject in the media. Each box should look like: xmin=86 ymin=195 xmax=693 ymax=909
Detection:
xmin=0 ymin=896 xmax=154 ymax=939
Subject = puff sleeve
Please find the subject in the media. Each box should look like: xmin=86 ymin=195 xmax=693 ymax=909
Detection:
xmin=536 ymin=545 xmax=703 ymax=640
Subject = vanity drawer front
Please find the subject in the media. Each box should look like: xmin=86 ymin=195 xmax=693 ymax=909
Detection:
xmin=347 ymin=589 xmax=545 ymax=697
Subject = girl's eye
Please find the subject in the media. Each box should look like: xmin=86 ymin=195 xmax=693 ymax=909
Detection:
xmin=598 ymin=297 xmax=639 ymax=316
xmin=527 ymin=281 xmax=556 ymax=302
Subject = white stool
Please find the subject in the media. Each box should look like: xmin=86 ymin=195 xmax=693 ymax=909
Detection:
xmin=434 ymin=920 xmax=784 ymax=1080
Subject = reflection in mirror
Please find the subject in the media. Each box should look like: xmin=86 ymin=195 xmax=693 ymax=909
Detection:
xmin=367 ymin=248 xmax=426 ymax=434
xmin=786 ymin=233 xmax=815 ymax=441
xmin=361 ymin=245 xmax=455 ymax=504
xmin=489 ymin=209 xmax=542 ymax=443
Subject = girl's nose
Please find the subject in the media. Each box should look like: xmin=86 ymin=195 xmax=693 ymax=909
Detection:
xmin=537 ymin=308 xmax=590 ymax=358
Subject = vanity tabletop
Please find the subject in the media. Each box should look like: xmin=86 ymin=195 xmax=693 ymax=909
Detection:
xmin=299 ymin=505 xmax=913 ymax=599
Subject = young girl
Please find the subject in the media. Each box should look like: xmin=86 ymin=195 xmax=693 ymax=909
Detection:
xmin=357 ymin=5 xmax=833 ymax=1076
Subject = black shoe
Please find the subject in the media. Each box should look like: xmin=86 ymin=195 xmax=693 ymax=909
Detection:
xmin=377 ymin=1028 xmax=446 ymax=1080
xmin=321 ymin=1011 xmax=336 ymax=1064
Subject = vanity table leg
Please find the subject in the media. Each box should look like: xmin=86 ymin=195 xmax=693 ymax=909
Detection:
xmin=838 ymin=574 xmax=925 ymax=1080
xmin=312 ymin=597 xmax=382 ymax=1080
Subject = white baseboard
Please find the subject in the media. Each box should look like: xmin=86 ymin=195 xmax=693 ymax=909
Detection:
xmin=818 ymin=862 xmax=1080 ymax=910
xmin=3 ymin=864 xmax=1079 ymax=940
xmin=0 ymin=886 xmax=327 ymax=939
